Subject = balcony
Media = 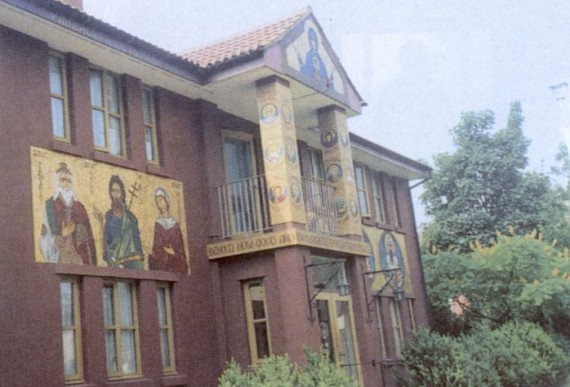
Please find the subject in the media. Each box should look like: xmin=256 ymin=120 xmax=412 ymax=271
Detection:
xmin=214 ymin=175 xmax=338 ymax=239
xmin=216 ymin=174 xmax=271 ymax=239
xmin=302 ymin=176 xmax=338 ymax=235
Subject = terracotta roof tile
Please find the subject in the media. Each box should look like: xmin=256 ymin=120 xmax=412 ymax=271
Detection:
xmin=182 ymin=7 xmax=310 ymax=68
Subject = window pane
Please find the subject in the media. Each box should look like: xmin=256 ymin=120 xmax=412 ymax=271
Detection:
xmin=142 ymin=89 xmax=153 ymax=124
xmin=355 ymin=167 xmax=365 ymax=189
xmin=160 ymin=329 xmax=171 ymax=368
xmin=224 ymin=138 xmax=253 ymax=182
xmin=157 ymin=288 xmax=167 ymax=325
xmin=51 ymin=97 xmax=66 ymax=138
xmin=358 ymin=190 xmax=369 ymax=214
xmin=103 ymin=286 xmax=114 ymax=326
xmin=92 ymin=110 xmax=106 ymax=148
xmin=62 ymin=329 xmax=77 ymax=376
xmin=309 ymin=148 xmax=324 ymax=180
xmin=145 ymin=126 xmax=155 ymax=161
xmin=336 ymin=300 xmax=358 ymax=379
xmin=105 ymin=330 xmax=118 ymax=373
xmin=49 ymin=55 xmax=63 ymax=95
xmin=251 ymin=300 xmax=265 ymax=320
xmin=89 ymin=70 xmax=103 ymax=106
xmin=109 ymin=117 xmax=122 ymax=155
xmin=60 ymin=282 xmax=73 ymax=326
xmin=118 ymin=282 xmax=133 ymax=326
xmin=121 ymin=330 xmax=137 ymax=374
xmin=107 ymin=75 xmax=120 ymax=114
xmin=254 ymin=322 xmax=270 ymax=358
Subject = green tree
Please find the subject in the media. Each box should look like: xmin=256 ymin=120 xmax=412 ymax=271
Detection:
xmin=421 ymin=102 xmax=563 ymax=252
xmin=423 ymin=232 xmax=570 ymax=336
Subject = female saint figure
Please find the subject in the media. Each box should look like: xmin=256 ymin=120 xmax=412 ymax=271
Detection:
xmin=148 ymin=188 xmax=188 ymax=273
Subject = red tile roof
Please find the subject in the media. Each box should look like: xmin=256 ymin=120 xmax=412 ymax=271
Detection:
xmin=182 ymin=7 xmax=310 ymax=69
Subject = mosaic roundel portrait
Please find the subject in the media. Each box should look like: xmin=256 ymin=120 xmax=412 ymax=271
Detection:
xmin=264 ymin=143 xmax=283 ymax=165
xmin=335 ymin=198 xmax=347 ymax=220
xmin=325 ymin=162 xmax=343 ymax=183
xmin=320 ymin=129 xmax=338 ymax=148
xmin=281 ymin=103 xmax=293 ymax=124
xmin=269 ymin=183 xmax=288 ymax=204
xmin=285 ymin=139 xmax=298 ymax=165
xmin=290 ymin=178 xmax=303 ymax=205
xmin=259 ymin=103 xmax=279 ymax=125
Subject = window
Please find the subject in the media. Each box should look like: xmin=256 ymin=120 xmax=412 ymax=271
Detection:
xmin=407 ymin=298 xmax=417 ymax=331
xmin=157 ymin=284 xmax=176 ymax=374
xmin=391 ymin=179 xmax=402 ymax=227
xmin=375 ymin=298 xmax=387 ymax=358
xmin=90 ymin=68 xmax=125 ymax=156
xmin=354 ymin=164 xmax=369 ymax=216
xmin=223 ymin=132 xmax=264 ymax=235
xmin=142 ymin=87 xmax=159 ymax=163
xmin=103 ymin=281 xmax=140 ymax=378
xmin=61 ymin=279 xmax=83 ymax=383
xmin=389 ymin=299 xmax=404 ymax=356
xmin=371 ymin=173 xmax=387 ymax=224
xmin=243 ymin=280 xmax=271 ymax=363
xmin=308 ymin=147 xmax=325 ymax=180
xmin=49 ymin=52 xmax=69 ymax=140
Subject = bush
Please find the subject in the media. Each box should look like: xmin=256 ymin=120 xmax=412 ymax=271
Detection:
xmin=218 ymin=349 xmax=357 ymax=387
xmin=401 ymin=322 xmax=568 ymax=387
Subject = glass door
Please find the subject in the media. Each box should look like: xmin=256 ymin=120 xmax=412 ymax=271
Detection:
xmin=223 ymin=134 xmax=260 ymax=234
xmin=316 ymin=294 xmax=361 ymax=383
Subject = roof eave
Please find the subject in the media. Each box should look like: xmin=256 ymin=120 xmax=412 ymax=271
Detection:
xmin=350 ymin=132 xmax=432 ymax=180
xmin=3 ymin=0 xmax=203 ymax=84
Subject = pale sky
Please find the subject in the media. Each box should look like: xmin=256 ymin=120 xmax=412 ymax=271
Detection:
xmin=83 ymin=0 xmax=570 ymax=224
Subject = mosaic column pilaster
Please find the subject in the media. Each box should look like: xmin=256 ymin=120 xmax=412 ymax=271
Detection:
xmin=256 ymin=76 xmax=306 ymax=226
xmin=318 ymin=105 xmax=362 ymax=237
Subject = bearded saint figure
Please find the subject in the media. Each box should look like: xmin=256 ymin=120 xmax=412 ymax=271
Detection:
xmin=103 ymin=175 xmax=143 ymax=269
xmin=40 ymin=162 xmax=96 ymax=265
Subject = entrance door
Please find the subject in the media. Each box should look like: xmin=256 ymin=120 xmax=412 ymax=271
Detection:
xmin=223 ymin=134 xmax=260 ymax=234
xmin=316 ymin=294 xmax=361 ymax=383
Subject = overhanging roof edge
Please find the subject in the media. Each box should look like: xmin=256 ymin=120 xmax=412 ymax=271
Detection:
xmin=2 ymin=0 xmax=205 ymax=84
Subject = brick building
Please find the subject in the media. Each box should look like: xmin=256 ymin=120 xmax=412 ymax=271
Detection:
xmin=0 ymin=0 xmax=431 ymax=385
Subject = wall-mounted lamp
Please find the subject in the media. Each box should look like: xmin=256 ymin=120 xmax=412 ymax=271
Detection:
xmin=304 ymin=257 xmax=348 ymax=324
xmin=362 ymin=264 xmax=405 ymax=322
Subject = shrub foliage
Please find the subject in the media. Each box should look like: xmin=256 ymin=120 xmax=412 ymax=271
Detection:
xmin=401 ymin=322 xmax=568 ymax=387
xmin=218 ymin=349 xmax=357 ymax=387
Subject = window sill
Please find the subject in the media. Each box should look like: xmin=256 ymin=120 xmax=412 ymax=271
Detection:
xmin=162 ymin=374 xmax=188 ymax=386
xmin=51 ymin=139 xmax=83 ymax=157
xmin=361 ymin=217 xmax=375 ymax=227
xmin=147 ymin=163 xmax=170 ymax=177
xmin=65 ymin=382 xmax=96 ymax=387
xmin=52 ymin=263 xmax=183 ymax=282
xmin=93 ymin=151 xmax=137 ymax=170
xmin=105 ymin=378 xmax=155 ymax=387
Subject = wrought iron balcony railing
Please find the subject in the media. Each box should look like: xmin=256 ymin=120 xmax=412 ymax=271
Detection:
xmin=302 ymin=176 xmax=338 ymax=235
xmin=214 ymin=175 xmax=338 ymax=239
xmin=216 ymin=174 xmax=271 ymax=238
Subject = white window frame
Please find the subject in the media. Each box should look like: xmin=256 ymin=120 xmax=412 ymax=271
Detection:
xmin=61 ymin=278 xmax=83 ymax=383
xmin=90 ymin=67 xmax=125 ymax=156
xmin=243 ymin=279 xmax=272 ymax=363
xmin=354 ymin=164 xmax=370 ymax=217
xmin=142 ymin=86 xmax=159 ymax=164
xmin=157 ymin=283 xmax=176 ymax=374
xmin=371 ymin=172 xmax=387 ymax=224
xmin=49 ymin=51 xmax=70 ymax=141
xmin=103 ymin=281 xmax=141 ymax=379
